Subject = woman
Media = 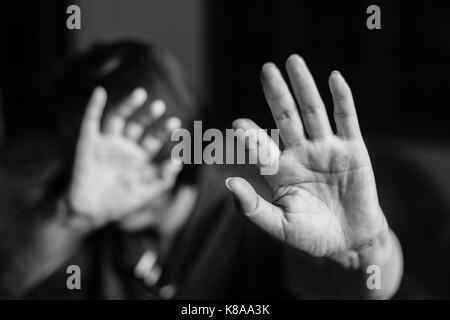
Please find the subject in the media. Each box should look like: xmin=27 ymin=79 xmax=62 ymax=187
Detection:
xmin=0 ymin=39 xmax=402 ymax=299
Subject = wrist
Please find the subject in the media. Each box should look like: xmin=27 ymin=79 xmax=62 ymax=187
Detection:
xmin=56 ymin=196 xmax=99 ymax=235
xmin=331 ymin=219 xmax=393 ymax=270
xmin=355 ymin=227 xmax=394 ymax=268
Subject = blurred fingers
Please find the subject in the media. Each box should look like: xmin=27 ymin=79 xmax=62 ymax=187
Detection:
xmin=158 ymin=158 xmax=183 ymax=184
xmin=104 ymin=88 xmax=147 ymax=135
xmin=80 ymin=87 xmax=107 ymax=139
xmin=116 ymin=87 xmax=148 ymax=118
xmin=124 ymin=100 xmax=166 ymax=142
xmin=141 ymin=116 xmax=182 ymax=157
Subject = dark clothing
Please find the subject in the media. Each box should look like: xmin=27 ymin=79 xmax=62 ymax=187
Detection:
xmin=27 ymin=165 xmax=299 ymax=299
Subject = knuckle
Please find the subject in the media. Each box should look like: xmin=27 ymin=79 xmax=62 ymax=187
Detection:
xmin=334 ymin=110 xmax=356 ymax=119
xmin=274 ymin=110 xmax=295 ymax=121
xmin=300 ymin=103 xmax=319 ymax=115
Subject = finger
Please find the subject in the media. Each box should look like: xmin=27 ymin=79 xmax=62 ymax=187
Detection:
xmin=124 ymin=122 xmax=145 ymax=142
xmin=329 ymin=71 xmax=361 ymax=139
xmin=285 ymin=54 xmax=333 ymax=139
xmin=116 ymin=87 xmax=148 ymax=118
xmin=225 ymin=177 xmax=286 ymax=241
xmin=141 ymin=117 xmax=181 ymax=157
xmin=232 ymin=118 xmax=281 ymax=175
xmin=104 ymin=115 xmax=126 ymax=135
xmin=158 ymin=158 xmax=183 ymax=183
xmin=80 ymin=87 xmax=107 ymax=139
xmin=124 ymin=100 xmax=166 ymax=142
xmin=104 ymin=88 xmax=147 ymax=135
xmin=140 ymin=159 xmax=183 ymax=200
xmin=260 ymin=63 xmax=305 ymax=147
xmin=141 ymin=100 xmax=167 ymax=124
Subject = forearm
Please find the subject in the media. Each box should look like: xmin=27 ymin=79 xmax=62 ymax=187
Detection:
xmin=0 ymin=198 xmax=93 ymax=298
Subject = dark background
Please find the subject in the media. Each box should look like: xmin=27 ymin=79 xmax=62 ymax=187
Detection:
xmin=2 ymin=1 xmax=450 ymax=139
xmin=1 ymin=0 xmax=450 ymax=298
xmin=209 ymin=0 xmax=450 ymax=140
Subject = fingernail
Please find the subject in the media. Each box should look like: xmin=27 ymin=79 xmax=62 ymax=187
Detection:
xmin=142 ymin=136 xmax=161 ymax=153
xmin=166 ymin=117 xmax=181 ymax=131
xmin=232 ymin=119 xmax=246 ymax=128
xmin=225 ymin=177 xmax=232 ymax=191
xmin=262 ymin=62 xmax=278 ymax=72
xmin=133 ymin=87 xmax=148 ymax=102
xmin=151 ymin=100 xmax=166 ymax=117
xmin=94 ymin=87 xmax=107 ymax=99
xmin=331 ymin=70 xmax=340 ymax=76
xmin=288 ymin=54 xmax=304 ymax=64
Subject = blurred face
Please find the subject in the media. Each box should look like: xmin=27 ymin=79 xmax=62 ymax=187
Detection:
xmin=55 ymin=46 xmax=200 ymax=232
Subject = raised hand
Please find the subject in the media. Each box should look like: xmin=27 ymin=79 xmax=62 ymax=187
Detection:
xmin=227 ymin=55 xmax=391 ymax=268
xmin=68 ymin=87 xmax=182 ymax=226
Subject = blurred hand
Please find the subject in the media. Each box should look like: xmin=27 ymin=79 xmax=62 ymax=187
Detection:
xmin=68 ymin=87 xmax=182 ymax=227
xmin=227 ymin=55 xmax=390 ymax=267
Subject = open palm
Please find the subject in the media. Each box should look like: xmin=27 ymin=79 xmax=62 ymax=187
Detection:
xmin=69 ymin=87 xmax=182 ymax=225
xmin=228 ymin=55 xmax=388 ymax=264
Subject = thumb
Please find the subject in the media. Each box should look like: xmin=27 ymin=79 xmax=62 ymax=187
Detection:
xmin=76 ymin=87 xmax=107 ymax=159
xmin=225 ymin=177 xmax=286 ymax=241
xmin=80 ymin=87 xmax=107 ymax=139
xmin=225 ymin=177 xmax=258 ymax=213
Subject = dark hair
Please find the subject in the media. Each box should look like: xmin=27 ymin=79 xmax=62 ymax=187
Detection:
xmin=42 ymin=39 xmax=203 ymax=194
xmin=45 ymin=39 xmax=201 ymax=149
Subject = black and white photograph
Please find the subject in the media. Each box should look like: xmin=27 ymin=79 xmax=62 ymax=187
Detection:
xmin=0 ymin=0 xmax=450 ymax=309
